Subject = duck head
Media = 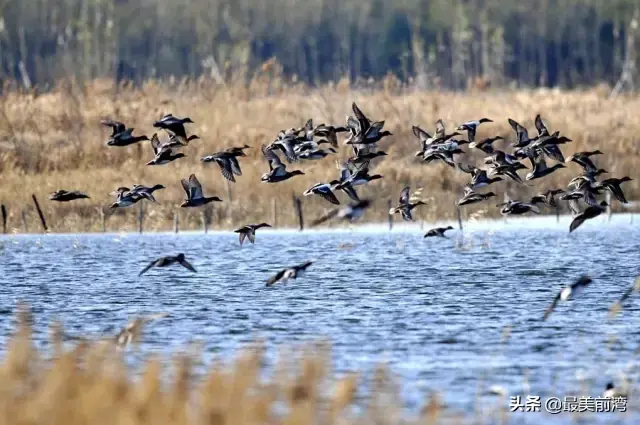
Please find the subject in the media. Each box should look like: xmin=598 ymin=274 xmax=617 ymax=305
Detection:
xmin=291 ymin=170 xmax=305 ymax=176
xmin=479 ymin=118 xmax=493 ymax=123
xmin=173 ymin=153 xmax=187 ymax=160
xmin=258 ymin=223 xmax=272 ymax=228
xmin=620 ymin=176 xmax=633 ymax=182
xmin=368 ymin=174 xmax=383 ymax=181
xmin=595 ymin=169 xmax=608 ymax=175
xmin=187 ymin=135 xmax=200 ymax=142
xmin=485 ymin=192 xmax=497 ymax=198
xmin=151 ymin=184 xmax=166 ymax=191
xmin=183 ymin=118 xmax=194 ymax=124
xmin=446 ymin=225 xmax=454 ymax=230
xmin=176 ymin=253 xmax=186 ymax=261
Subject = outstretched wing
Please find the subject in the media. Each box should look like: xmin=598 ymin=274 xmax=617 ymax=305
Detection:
xmin=399 ymin=187 xmax=410 ymax=205
xmin=310 ymin=208 xmax=340 ymax=227
xmin=216 ymin=159 xmax=236 ymax=182
xmin=179 ymin=258 xmax=197 ymax=273
xmin=266 ymin=269 xmax=286 ymax=286
xmin=534 ymin=114 xmax=549 ymax=137
xmin=101 ymin=119 xmax=126 ymax=135
xmin=150 ymin=133 xmax=161 ymax=155
xmin=508 ymin=118 xmax=529 ymax=144
xmin=262 ymin=144 xmax=284 ymax=171
xmin=180 ymin=178 xmax=191 ymax=199
xmin=543 ymin=292 xmax=562 ymax=320
xmin=435 ymin=119 xmax=446 ymax=139
xmin=189 ymin=174 xmax=204 ymax=199
xmin=352 ymin=102 xmax=370 ymax=132
xmin=139 ymin=259 xmax=158 ymax=276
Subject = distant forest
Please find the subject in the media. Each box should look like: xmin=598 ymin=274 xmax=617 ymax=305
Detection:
xmin=2 ymin=0 xmax=639 ymax=89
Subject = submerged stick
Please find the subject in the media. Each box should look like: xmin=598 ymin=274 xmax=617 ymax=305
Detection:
xmin=271 ymin=198 xmax=277 ymax=228
xmin=1 ymin=204 xmax=6 ymax=234
xmin=138 ymin=202 xmax=144 ymax=234
xmin=387 ymin=199 xmax=393 ymax=231
xmin=295 ymin=197 xmax=304 ymax=231
xmin=21 ymin=211 xmax=28 ymax=233
xmin=174 ymin=212 xmax=179 ymax=234
xmin=31 ymin=194 xmax=47 ymax=232
xmin=456 ymin=203 xmax=463 ymax=231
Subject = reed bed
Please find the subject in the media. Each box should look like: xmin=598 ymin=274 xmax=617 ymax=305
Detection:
xmin=0 ymin=75 xmax=638 ymax=233
xmin=0 ymin=305 xmax=471 ymax=425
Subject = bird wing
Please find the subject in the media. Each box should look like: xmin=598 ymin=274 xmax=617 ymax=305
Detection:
xmin=179 ymin=258 xmax=197 ymax=273
xmin=435 ymin=119 xmax=446 ymax=139
xmin=189 ymin=174 xmax=204 ymax=199
xmin=310 ymin=207 xmax=340 ymax=227
xmin=216 ymin=159 xmax=236 ymax=182
xmin=456 ymin=162 xmax=477 ymax=174
xmin=295 ymin=261 xmax=313 ymax=271
xmin=228 ymin=156 xmax=242 ymax=176
xmin=180 ymin=178 xmax=191 ymax=199
xmin=262 ymin=144 xmax=285 ymax=172
xmin=341 ymin=184 xmax=360 ymax=201
xmin=247 ymin=230 xmax=256 ymax=244
xmin=266 ymin=269 xmax=287 ymax=286
xmin=150 ymin=133 xmax=161 ymax=155
xmin=534 ymin=114 xmax=550 ymax=137
xmin=101 ymin=119 xmax=126 ymax=135
xmin=139 ymin=260 xmax=158 ymax=276
xmin=508 ymin=118 xmax=529 ymax=144
xmin=317 ymin=187 xmax=340 ymax=205
xmin=352 ymin=102 xmax=370 ymax=132
xmin=543 ymin=292 xmax=562 ymax=320
xmin=399 ymin=187 xmax=410 ymax=205
xmin=412 ymin=125 xmax=431 ymax=144
xmin=238 ymin=232 xmax=246 ymax=246
xmin=542 ymin=145 xmax=565 ymax=162
xmin=569 ymin=211 xmax=587 ymax=233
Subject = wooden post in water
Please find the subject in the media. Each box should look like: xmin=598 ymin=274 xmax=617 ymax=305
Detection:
xmin=456 ymin=203 xmax=463 ymax=231
xmin=137 ymin=202 xmax=144 ymax=234
xmin=225 ymin=179 xmax=233 ymax=219
xmin=556 ymin=206 xmax=560 ymax=223
xmin=31 ymin=195 xmax=47 ymax=232
xmin=387 ymin=199 xmax=393 ymax=231
xmin=294 ymin=197 xmax=304 ymax=231
xmin=174 ymin=212 xmax=179 ymax=233
xmin=21 ymin=211 xmax=28 ymax=233
xmin=99 ymin=207 xmax=106 ymax=232
xmin=1 ymin=204 xmax=7 ymax=234
xmin=606 ymin=191 xmax=612 ymax=222
xmin=201 ymin=209 xmax=210 ymax=234
xmin=271 ymin=198 xmax=277 ymax=228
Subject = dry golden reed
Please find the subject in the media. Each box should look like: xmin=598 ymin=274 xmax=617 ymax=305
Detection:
xmin=0 ymin=74 xmax=638 ymax=233
xmin=0 ymin=305 xmax=477 ymax=425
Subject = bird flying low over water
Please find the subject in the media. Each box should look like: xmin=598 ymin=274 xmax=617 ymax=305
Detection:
xmin=138 ymin=253 xmax=197 ymax=276
xmin=424 ymin=226 xmax=454 ymax=238
xmin=569 ymin=201 xmax=608 ymax=233
xmin=200 ymin=147 xmax=247 ymax=182
xmin=497 ymin=200 xmax=540 ymax=216
xmin=113 ymin=313 xmax=169 ymax=348
xmin=234 ymin=223 xmax=272 ymax=246
xmin=266 ymin=261 xmax=313 ymax=287
xmin=49 ymin=190 xmax=90 ymax=202
xmin=543 ymin=275 xmax=593 ymax=321
xmin=180 ymin=174 xmax=222 ymax=207
xmin=609 ymin=277 xmax=640 ymax=316
xmin=389 ymin=186 xmax=426 ymax=221
xmin=310 ymin=199 xmax=372 ymax=227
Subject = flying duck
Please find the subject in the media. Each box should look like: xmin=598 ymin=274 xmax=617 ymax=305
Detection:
xmin=595 ymin=177 xmax=632 ymax=204
xmin=525 ymin=153 xmax=566 ymax=181
xmin=304 ymin=183 xmax=340 ymax=205
xmin=484 ymin=150 xmax=519 ymax=167
xmin=508 ymin=118 xmax=532 ymax=148
xmin=424 ymin=226 xmax=454 ymax=238
xmin=565 ymin=150 xmax=603 ymax=172
xmin=346 ymin=102 xmax=392 ymax=145
xmin=310 ymin=199 xmax=372 ymax=226
xmin=498 ymin=200 xmax=540 ymax=216
xmin=456 ymin=118 xmax=493 ymax=144
xmin=298 ymin=147 xmax=336 ymax=161
xmin=560 ymin=181 xmax=599 ymax=213
xmin=458 ymin=188 xmax=496 ymax=206
xmin=153 ymin=114 xmax=195 ymax=144
xmin=469 ymin=136 xmax=503 ymax=154
xmin=543 ymin=275 xmax=593 ymax=320
xmin=260 ymin=144 xmax=305 ymax=183
xmin=146 ymin=134 xmax=186 ymax=165
xmin=139 ymin=253 xmax=197 ymax=276
xmin=569 ymin=201 xmax=608 ymax=233
xmin=610 ymin=277 xmax=640 ymax=316
xmin=113 ymin=313 xmax=168 ymax=348
xmin=200 ymin=149 xmax=245 ymax=182
xmin=110 ymin=188 xmax=151 ymax=208
xmin=266 ymin=261 xmax=313 ymax=287
xmin=49 ymin=190 xmax=90 ymax=202
xmin=234 ymin=223 xmax=272 ymax=246
xmin=101 ymin=119 xmax=149 ymax=147
xmin=330 ymin=162 xmax=361 ymax=201
xmin=311 ymin=123 xmax=349 ymax=147
xmin=529 ymin=189 xmax=565 ymax=208
xmin=487 ymin=162 xmax=526 ymax=184
xmin=389 ymin=186 xmax=426 ymax=221
xmin=466 ymin=167 xmax=503 ymax=190
xmin=180 ymin=174 xmax=222 ymax=207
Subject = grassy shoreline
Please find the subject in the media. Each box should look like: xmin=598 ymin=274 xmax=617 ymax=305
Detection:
xmin=0 ymin=78 xmax=638 ymax=233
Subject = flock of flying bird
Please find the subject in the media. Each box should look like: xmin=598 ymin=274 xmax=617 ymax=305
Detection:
xmin=45 ymin=102 xmax=634 ymax=284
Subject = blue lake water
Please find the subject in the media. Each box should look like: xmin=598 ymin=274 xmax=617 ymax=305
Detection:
xmin=1 ymin=214 xmax=639 ymax=424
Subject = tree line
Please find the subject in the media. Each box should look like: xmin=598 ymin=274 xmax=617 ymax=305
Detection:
xmin=0 ymin=0 xmax=638 ymax=89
